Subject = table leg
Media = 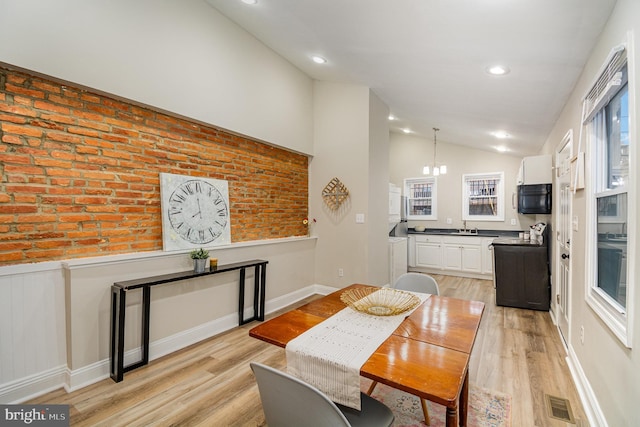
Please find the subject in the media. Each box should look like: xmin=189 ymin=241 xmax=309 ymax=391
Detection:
xmin=110 ymin=286 xmax=126 ymax=382
xmin=238 ymin=267 xmax=246 ymax=325
xmin=460 ymin=370 xmax=469 ymax=426
xmin=141 ymin=286 xmax=151 ymax=366
xmin=258 ymin=263 xmax=266 ymax=320
xmin=252 ymin=265 xmax=260 ymax=321
xmin=446 ymin=405 xmax=458 ymax=427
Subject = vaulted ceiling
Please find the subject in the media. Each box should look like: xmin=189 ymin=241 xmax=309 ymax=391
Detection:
xmin=207 ymin=0 xmax=616 ymax=156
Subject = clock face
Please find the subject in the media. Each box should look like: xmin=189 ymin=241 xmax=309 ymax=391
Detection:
xmin=167 ymin=180 xmax=228 ymax=244
xmin=160 ymin=173 xmax=231 ymax=251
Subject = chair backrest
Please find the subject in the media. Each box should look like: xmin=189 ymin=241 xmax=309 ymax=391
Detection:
xmin=250 ymin=362 xmax=351 ymax=427
xmin=393 ymin=272 xmax=440 ymax=295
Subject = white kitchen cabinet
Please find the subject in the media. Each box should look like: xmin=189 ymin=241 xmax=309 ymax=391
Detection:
xmin=462 ymin=245 xmax=482 ymax=272
xmin=443 ymin=244 xmax=462 ymax=270
xmin=442 ymin=236 xmax=481 ymax=273
xmin=482 ymin=238 xmax=495 ymax=274
xmin=389 ymin=237 xmax=408 ymax=285
xmin=410 ymin=234 xmax=496 ymax=278
xmin=414 ymin=235 xmax=443 ymax=269
xmin=408 ymin=235 xmax=416 ymax=267
xmin=517 ymin=155 xmax=552 ymax=185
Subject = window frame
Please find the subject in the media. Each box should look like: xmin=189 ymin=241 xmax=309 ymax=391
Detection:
xmin=404 ymin=177 xmax=437 ymax=220
xmin=461 ymin=172 xmax=505 ymax=222
xmin=584 ymin=43 xmax=635 ymax=348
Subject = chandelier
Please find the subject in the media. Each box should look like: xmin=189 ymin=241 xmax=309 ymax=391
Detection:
xmin=423 ymin=127 xmax=447 ymax=176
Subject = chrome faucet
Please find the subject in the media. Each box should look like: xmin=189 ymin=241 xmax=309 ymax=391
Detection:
xmin=462 ymin=220 xmax=467 ymax=233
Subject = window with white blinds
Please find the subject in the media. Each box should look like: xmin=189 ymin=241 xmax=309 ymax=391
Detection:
xmin=584 ymin=40 xmax=634 ymax=348
xmin=583 ymin=45 xmax=627 ymax=124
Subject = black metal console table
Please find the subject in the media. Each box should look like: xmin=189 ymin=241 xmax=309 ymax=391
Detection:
xmin=110 ymin=259 xmax=268 ymax=382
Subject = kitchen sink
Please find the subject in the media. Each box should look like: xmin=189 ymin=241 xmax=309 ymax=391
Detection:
xmin=449 ymin=231 xmax=479 ymax=235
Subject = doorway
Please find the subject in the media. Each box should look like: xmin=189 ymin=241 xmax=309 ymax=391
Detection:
xmin=555 ymin=130 xmax=573 ymax=345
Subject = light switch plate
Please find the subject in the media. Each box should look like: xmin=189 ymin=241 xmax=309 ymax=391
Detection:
xmin=356 ymin=213 xmax=365 ymax=223
xmin=446 ymin=218 xmax=452 ymax=224
xmin=573 ymin=216 xmax=579 ymax=231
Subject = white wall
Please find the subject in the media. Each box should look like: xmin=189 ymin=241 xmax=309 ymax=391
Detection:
xmin=389 ymin=132 xmax=537 ymax=232
xmin=0 ymin=0 xmax=314 ymax=155
xmin=540 ymin=0 xmax=640 ymax=425
xmin=310 ymin=82 xmax=390 ymax=287
xmin=368 ymin=92 xmax=391 ymax=284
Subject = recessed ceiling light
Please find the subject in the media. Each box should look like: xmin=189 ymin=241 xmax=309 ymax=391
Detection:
xmin=495 ymin=146 xmax=508 ymax=152
xmin=388 ymin=115 xmax=396 ymax=121
xmin=493 ymin=131 xmax=510 ymax=139
xmin=311 ymin=55 xmax=327 ymax=64
xmin=486 ymin=65 xmax=510 ymax=76
xmin=402 ymin=128 xmax=411 ymax=134
xmin=241 ymin=0 xmax=257 ymax=4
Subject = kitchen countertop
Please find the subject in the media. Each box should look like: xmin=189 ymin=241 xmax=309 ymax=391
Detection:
xmin=491 ymin=237 xmax=545 ymax=246
xmin=407 ymin=228 xmax=521 ymax=238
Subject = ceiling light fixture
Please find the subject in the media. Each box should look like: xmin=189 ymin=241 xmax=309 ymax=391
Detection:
xmin=486 ymin=65 xmax=510 ymax=76
xmin=241 ymin=0 xmax=258 ymax=4
xmin=402 ymin=128 xmax=411 ymax=134
xmin=388 ymin=114 xmax=396 ymax=121
xmin=423 ymin=128 xmax=447 ymax=176
xmin=311 ymin=55 xmax=327 ymax=64
xmin=495 ymin=146 xmax=508 ymax=153
xmin=493 ymin=130 xmax=510 ymax=139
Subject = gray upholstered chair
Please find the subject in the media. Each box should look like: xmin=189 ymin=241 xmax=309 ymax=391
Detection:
xmin=367 ymin=272 xmax=440 ymax=425
xmin=393 ymin=272 xmax=440 ymax=295
xmin=251 ymin=362 xmax=394 ymax=427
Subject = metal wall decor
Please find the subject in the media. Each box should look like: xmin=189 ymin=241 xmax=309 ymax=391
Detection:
xmin=322 ymin=177 xmax=350 ymax=210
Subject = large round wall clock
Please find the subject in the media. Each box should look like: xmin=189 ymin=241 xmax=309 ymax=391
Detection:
xmin=160 ymin=172 xmax=231 ymax=251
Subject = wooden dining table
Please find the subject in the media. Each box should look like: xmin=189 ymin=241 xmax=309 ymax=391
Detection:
xmin=249 ymin=283 xmax=485 ymax=427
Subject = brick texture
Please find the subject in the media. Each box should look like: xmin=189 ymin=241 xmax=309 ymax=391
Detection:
xmin=0 ymin=65 xmax=309 ymax=265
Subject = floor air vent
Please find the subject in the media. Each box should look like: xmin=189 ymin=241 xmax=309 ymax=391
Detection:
xmin=545 ymin=394 xmax=575 ymax=423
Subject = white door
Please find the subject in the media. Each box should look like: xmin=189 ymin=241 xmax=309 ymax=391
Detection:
xmin=556 ymin=131 xmax=573 ymax=345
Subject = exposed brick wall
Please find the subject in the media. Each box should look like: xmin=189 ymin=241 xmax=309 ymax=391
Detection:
xmin=0 ymin=65 xmax=309 ymax=265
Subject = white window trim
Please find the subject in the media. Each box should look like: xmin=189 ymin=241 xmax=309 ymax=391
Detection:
xmin=404 ymin=177 xmax=437 ymax=220
xmin=585 ymin=178 xmax=635 ymax=348
xmin=584 ymin=35 xmax=636 ymax=348
xmin=462 ymin=172 xmax=505 ymax=222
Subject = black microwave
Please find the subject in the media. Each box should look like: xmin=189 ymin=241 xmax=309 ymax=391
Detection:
xmin=517 ymin=184 xmax=552 ymax=214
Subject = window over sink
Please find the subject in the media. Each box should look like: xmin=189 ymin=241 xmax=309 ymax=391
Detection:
xmin=404 ymin=177 xmax=437 ymax=220
xmin=462 ymin=172 xmax=505 ymax=221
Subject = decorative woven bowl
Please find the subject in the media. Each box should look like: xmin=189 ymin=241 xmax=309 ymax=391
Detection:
xmin=340 ymin=286 xmax=420 ymax=316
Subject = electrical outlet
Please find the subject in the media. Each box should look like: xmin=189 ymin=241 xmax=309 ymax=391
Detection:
xmin=510 ymin=218 xmax=517 ymax=226
xmin=338 ymin=268 xmax=344 ymax=277
xmin=580 ymin=326 xmax=585 ymax=344
xmin=355 ymin=213 xmax=365 ymax=224
xmin=446 ymin=218 xmax=452 ymax=224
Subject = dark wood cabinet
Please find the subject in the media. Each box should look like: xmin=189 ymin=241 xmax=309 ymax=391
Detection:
xmin=493 ymin=243 xmax=550 ymax=311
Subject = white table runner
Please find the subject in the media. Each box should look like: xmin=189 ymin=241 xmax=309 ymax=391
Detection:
xmin=285 ymin=289 xmax=430 ymax=410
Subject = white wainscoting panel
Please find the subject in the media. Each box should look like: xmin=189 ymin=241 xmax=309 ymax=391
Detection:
xmin=0 ymin=237 xmax=318 ymax=403
xmin=0 ymin=262 xmax=67 ymax=403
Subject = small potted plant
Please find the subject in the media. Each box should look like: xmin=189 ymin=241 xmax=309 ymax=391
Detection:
xmin=190 ymin=248 xmax=209 ymax=273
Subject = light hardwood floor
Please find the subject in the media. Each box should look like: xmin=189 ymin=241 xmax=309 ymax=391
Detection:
xmin=29 ymin=275 xmax=587 ymax=426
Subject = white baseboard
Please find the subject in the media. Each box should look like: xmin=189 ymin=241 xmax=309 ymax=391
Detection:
xmin=4 ymin=284 xmax=331 ymax=402
xmin=0 ymin=365 xmax=67 ymax=404
xmin=566 ymin=345 xmax=608 ymax=427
